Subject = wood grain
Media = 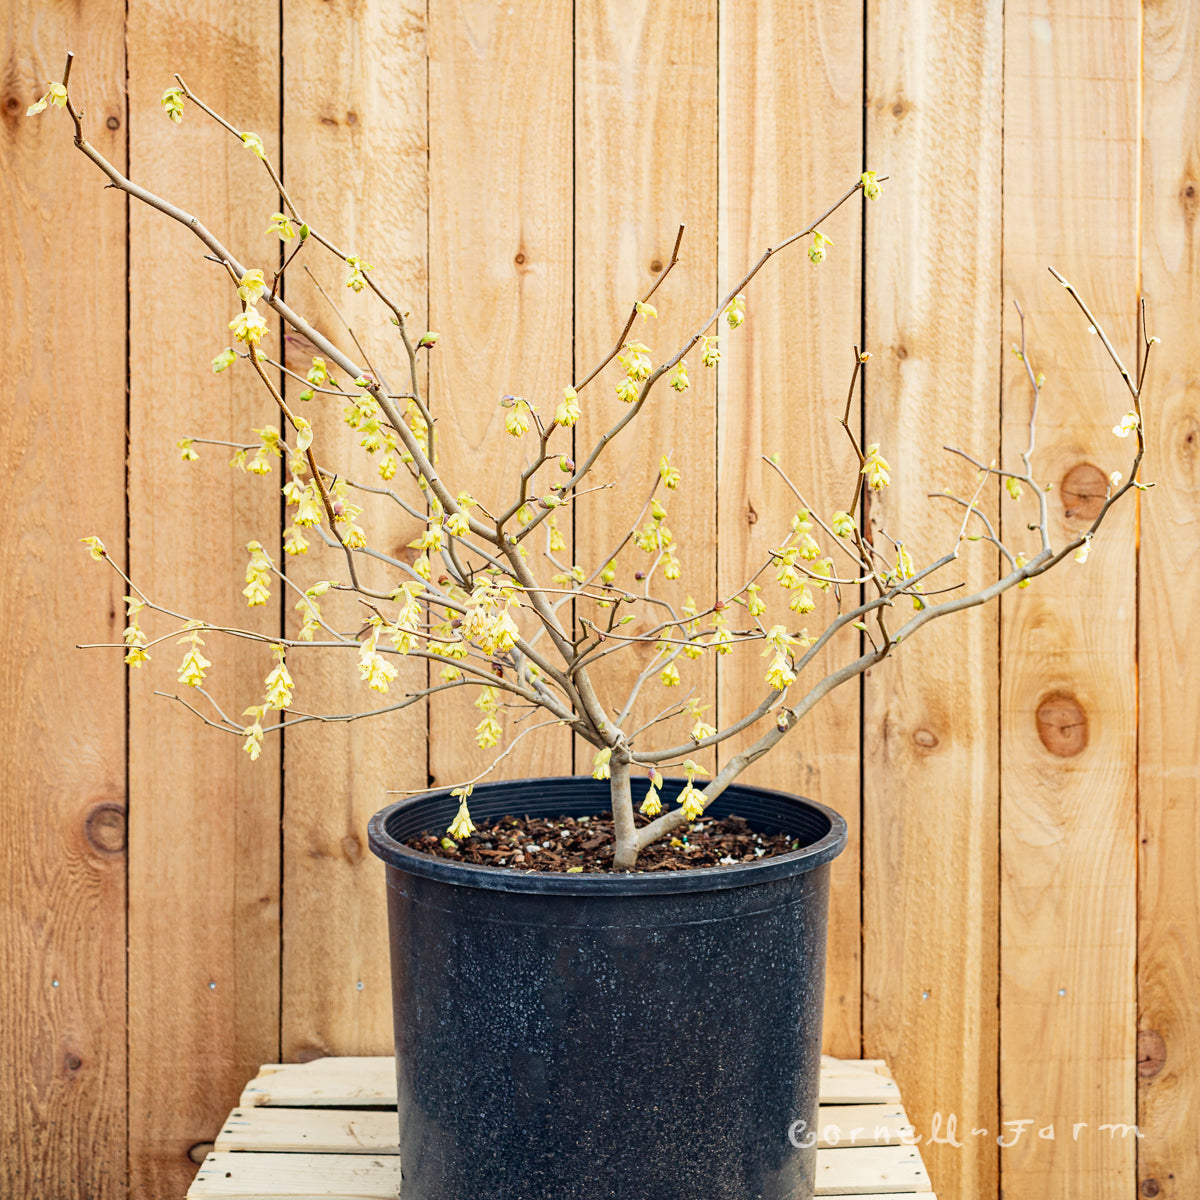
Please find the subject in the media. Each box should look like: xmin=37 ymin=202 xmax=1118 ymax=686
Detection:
xmin=0 ymin=18 xmax=128 ymax=1200
xmin=1138 ymin=2 xmax=1200 ymax=1196
xmin=126 ymin=9 xmax=282 ymax=1196
xmin=188 ymin=1145 xmax=933 ymax=1198
xmin=862 ymin=3 xmax=1004 ymax=1198
xmin=573 ymin=0 xmax=719 ymax=776
xmin=235 ymin=1052 xmax=905 ymax=1106
xmin=717 ymin=0 xmax=864 ymax=1058
xmin=1000 ymin=2 xmax=1139 ymax=1197
xmin=426 ymin=0 xmax=575 ymax=790
xmin=10 ymin=6 xmax=1199 ymax=1194
xmin=279 ymin=0 xmax=428 ymax=1064
xmin=214 ymin=1100 xmax=914 ymax=1153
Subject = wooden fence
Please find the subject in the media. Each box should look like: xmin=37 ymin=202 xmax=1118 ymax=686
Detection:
xmin=3 ymin=2 xmax=1196 ymax=1197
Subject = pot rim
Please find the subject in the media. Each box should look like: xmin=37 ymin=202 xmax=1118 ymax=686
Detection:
xmin=367 ymin=775 xmax=847 ymax=895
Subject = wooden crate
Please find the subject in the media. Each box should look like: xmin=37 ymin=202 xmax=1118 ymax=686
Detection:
xmin=187 ymin=1056 xmax=934 ymax=1198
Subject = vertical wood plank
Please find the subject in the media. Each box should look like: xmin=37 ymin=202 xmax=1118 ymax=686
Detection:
xmin=1137 ymin=2 xmax=1200 ymax=1197
xmin=716 ymin=0 xmax=864 ymax=1057
xmin=426 ymin=0 xmax=574 ymax=789
xmin=1000 ymin=3 xmax=1139 ymax=1197
xmin=574 ymin=0 xmax=718 ymax=775
xmin=280 ymin=0 xmax=428 ymax=1062
xmin=127 ymin=10 xmax=282 ymax=1194
xmin=1 ymin=23 xmax=128 ymax=1200
xmin=863 ymin=3 xmax=1003 ymax=1197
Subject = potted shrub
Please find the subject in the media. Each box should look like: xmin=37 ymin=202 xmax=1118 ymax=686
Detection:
xmin=32 ymin=56 xmax=1153 ymax=1200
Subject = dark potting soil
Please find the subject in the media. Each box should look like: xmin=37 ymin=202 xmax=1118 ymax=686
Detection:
xmin=403 ymin=811 xmax=805 ymax=873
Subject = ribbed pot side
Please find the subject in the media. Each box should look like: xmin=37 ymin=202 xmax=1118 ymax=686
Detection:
xmin=368 ymin=776 xmax=848 ymax=1200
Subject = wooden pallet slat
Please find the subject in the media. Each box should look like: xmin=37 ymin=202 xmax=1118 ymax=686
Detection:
xmin=816 ymin=1144 xmax=931 ymax=1195
xmin=216 ymin=1107 xmax=398 ymax=1154
xmin=217 ymin=1102 xmax=913 ymax=1155
xmin=816 ymin=1106 xmax=912 ymax=1148
xmin=240 ymin=1055 xmax=903 ymax=1108
xmin=189 ymin=1147 xmax=929 ymax=1199
xmin=240 ymin=1058 xmax=395 ymax=1107
xmin=188 ymin=1152 xmax=402 ymax=1199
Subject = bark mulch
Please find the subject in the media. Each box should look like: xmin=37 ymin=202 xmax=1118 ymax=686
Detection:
xmin=403 ymin=811 xmax=805 ymax=873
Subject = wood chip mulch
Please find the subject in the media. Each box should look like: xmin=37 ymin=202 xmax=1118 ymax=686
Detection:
xmin=403 ymin=811 xmax=805 ymax=873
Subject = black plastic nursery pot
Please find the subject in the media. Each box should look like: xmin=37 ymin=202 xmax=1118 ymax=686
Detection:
xmin=367 ymin=776 xmax=848 ymax=1200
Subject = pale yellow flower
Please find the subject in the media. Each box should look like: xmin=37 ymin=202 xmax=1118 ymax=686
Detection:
xmin=592 ymin=747 xmax=612 ymax=781
xmin=765 ymin=653 xmax=796 ymax=691
xmin=177 ymin=647 xmax=212 ymax=688
xmin=448 ymin=799 xmax=476 ymax=840
xmin=237 ymin=269 xmax=266 ymax=304
xmin=861 ymin=444 xmax=891 ymax=490
xmin=831 ymin=511 xmax=856 ymax=538
xmin=1112 ymin=410 xmax=1140 ymax=438
xmin=263 ymin=648 xmax=294 ymax=710
xmin=229 ymin=307 xmax=269 ymax=346
xmin=555 ymin=387 xmax=581 ymax=427
xmin=161 ymin=87 xmax=185 ymax=124
xmin=266 ymin=212 xmax=296 ymax=241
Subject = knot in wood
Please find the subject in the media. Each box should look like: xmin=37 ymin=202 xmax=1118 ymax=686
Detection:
xmin=1181 ymin=177 xmax=1198 ymax=225
xmin=1138 ymin=1028 xmax=1167 ymax=1078
xmin=85 ymin=802 xmax=127 ymax=855
xmin=1035 ymin=693 xmax=1088 ymax=757
xmin=1061 ymin=463 xmax=1106 ymax=522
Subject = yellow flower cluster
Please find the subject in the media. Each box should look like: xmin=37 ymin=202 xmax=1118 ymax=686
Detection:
xmin=345 ymin=255 xmax=373 ymax=293
xmin=241 ymin=705 xmax=266 ymax=761
xmin=263 ymin=643 xmax=294 ymax=710
xmin=358 ymin=623 xmax=398 ymax=693
xmin=808 ymin=230 xmax=833 ymax=264
xmin=26 ymin=81 xmax=68 ymax=117
xmin=176 ymin=623 xmax=212 ymax=688
xmin=243 ymin=541 xmax=273 ymax=607
xmin=555 ymin=386 xmax=581 ymax=428
xmin=123 ymin=595 xmax=150 ymax=667
xmin=501 ymin=395 xmax=534 ymax=438
xmin=161 ymin=87 xmax=185 ymax=124
xmin=861 ymin=444 xmax=891 ymax=491
xmin=448 ymin=785 xmax=476 ymax=840
xmin=677 ymin=759 xmax=709 ymax=820
xmin=474 ymin=686 xmax=503 ymax=750
xmin=229 ymin=307 xmax=268 ymax=346
xmin=460 ymin=580 xmax=522 ymax=655
xmin=592 ymin=747 xmax=612 ymax=780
